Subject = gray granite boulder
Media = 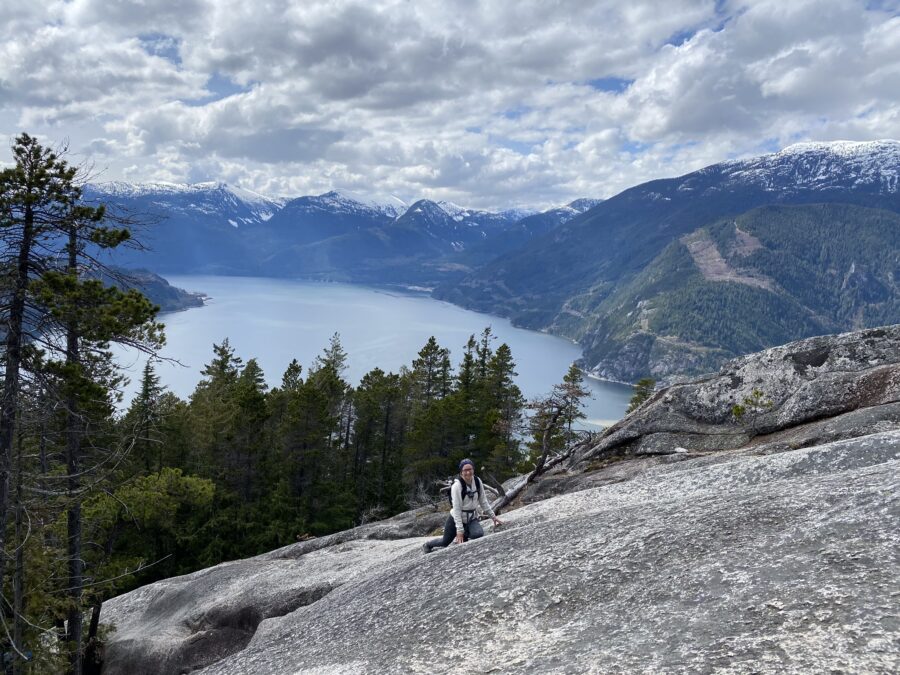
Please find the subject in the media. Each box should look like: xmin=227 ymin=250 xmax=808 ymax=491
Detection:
xmin=569 ymin=325 xmax=900 ymax=467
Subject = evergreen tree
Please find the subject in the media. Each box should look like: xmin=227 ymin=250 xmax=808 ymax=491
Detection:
xmin=0 ymin=133 xmax=161 ymax=673
xmin=450 ymin=334 xmax=480 ymax=458
xmin=404 ymin=337 xmax=454 ymax=492
xmin=123 ymin=360 xmax=165 ymax=473
xmin=34 ymin=185 xmax=161 ymax=674
xmin=560 ymin=364 xmax=590 ymax=439
xmin=352 ymin=368 xmax=406 ymax=519
xmin=627 ymin=378 xmax=656 ymax=413
xmin=306 ymin=335 xmax=355 ymax=533
xmin=232 ymin=359 xmax=268 ymax=502
xmin=0 ymin=134 xmax=82 ymax=597
xmin=281 ymin=358 xmax=303 ymax=391
xmin=524 ymin=365 xmax=591 ymax=474
xmin=187 ymin=338 xmax=243 ymax=477
xmin=482 ymin=343 xmax=524 ymax=477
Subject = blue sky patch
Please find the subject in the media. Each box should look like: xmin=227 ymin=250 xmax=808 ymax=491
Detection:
xmin=205 ymin=73 xmax=252 ymax=100
xmin=758 ymin=138 xmax=783 ymax=153
xmin=139 ymin=33 xmax=181 ymax=65
xmin=586 ymin=77 xmax=633 ymax=93
xmin=622 ymin=140 xmax=650 ymax=154
xmin=495 ymin=138 xmax=536 ymax=155
xmin=864 ymin=0 xmax=900 ymax=14
xmin=502 ymin=106 xmax=532 ymax=120
xmin=665 ymin=28 xmax=697 ymax=47
xmin=184 ymin=73 xmax=254 ymax=106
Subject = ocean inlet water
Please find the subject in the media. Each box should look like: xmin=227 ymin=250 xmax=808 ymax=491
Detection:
xmin=113 ymin=275 xmax=633 ymax=428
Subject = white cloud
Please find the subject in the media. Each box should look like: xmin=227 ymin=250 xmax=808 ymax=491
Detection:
xmin=0 ymin=0 xmax=896 ymax=209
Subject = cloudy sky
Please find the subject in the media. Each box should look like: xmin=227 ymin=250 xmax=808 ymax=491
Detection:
xmin=1 ymin=0 xmax=898 ymax=210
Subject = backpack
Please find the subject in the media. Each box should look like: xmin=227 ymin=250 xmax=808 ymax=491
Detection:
xmin=446 ymin=475 xmax=483 ymax=506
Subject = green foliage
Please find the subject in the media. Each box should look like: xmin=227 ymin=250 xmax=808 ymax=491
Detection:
xmin=522 ymin=363 xmax=591 ymax=472
xmin=649 ymin=276 xmax=825 ymax=355
xmin=731 ymin=388 xmax=773 ymax=422
xmin=83 ymin=468 xmax=215 ymax=586
xmin=627 ymin=378 xmax=656 ymax=413
xmin=711 ymin=204 xmax=900 ymax=325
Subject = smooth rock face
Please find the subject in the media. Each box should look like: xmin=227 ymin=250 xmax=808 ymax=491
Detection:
xmin=101 ymin=506 xmax=447 ymax=674
xmin=106 ymin=432 xmax=899 ymax=675
xmin=100 ymin=327 xmax=900 ymax=674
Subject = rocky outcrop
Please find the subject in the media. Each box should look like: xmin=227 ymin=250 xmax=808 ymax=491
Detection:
xmin=100 ymin=326 xmax=900 ymax=674
xmin=572 ymin=325 xmax=900 ymax=467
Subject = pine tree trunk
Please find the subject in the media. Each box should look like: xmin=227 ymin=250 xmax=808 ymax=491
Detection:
xmin=0 ymin=201 xmax=34 ymax=598
xmin=12 ymin=426 xmax=26 ymax=675
xmin=65 ymin=226 xmax=84 ymax=675
xmin=83 ymin=603 xmax=103 ymax=675
xmin=66 ymin=416 xmax=84 ymax=675
xmin=379 ymin=400 xmax=392 ymax=504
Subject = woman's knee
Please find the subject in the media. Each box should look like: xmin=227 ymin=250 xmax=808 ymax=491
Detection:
xmin=468 ymin=521 xmax=484 ymax=539
xmin=441 ymin=517 xmax=457 ymax=545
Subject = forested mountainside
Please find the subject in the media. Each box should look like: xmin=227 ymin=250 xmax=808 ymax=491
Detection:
xmin=436 ymin=140 xmax=900 ymax=382
xmin=100 ymin=268 xmax=205 ymax=313
xmin=567 ymin=203 xmax=900 ymax=381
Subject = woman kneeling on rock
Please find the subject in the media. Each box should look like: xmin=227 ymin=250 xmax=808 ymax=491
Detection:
xmin=423 ymin=459 xmax=503 ymax=553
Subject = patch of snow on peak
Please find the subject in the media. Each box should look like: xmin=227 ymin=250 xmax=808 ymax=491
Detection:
xmin=776 ymin=139 xmax=899 ymax=159
xmin=499 ymin=207 xmax=539 ymax=220
xmin=567 ymin=198 xmax=603 ymax=213
xmin=723 ymin=139 xmax=900 ymax=193
xmin=89 ymin=181 xmax=284 ymax=222
xmin=327 ymin=189 xmax=407 ymax=217
xmin=226 ymin=184 xmax=283 ymax=207
xmin=436 ymin=200 xmax=471 ymax=221
xmin=94 ymin=181 xmax=280 ymax=203
xmin=92 ymin=181 xmax=199 ymax=198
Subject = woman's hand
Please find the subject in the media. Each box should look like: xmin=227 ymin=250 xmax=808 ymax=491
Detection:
xmin=454 ymin=533 xmax=465 ymax=544
xmin=492 ymin=516 xmax=504 ymax=526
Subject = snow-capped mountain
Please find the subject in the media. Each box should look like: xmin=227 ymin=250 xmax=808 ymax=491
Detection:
xmin=85 ymin=181 xmax=290 ymax=274
xmin=259 ymin=190 xmax=406 ymax=250
xmin=389 ymin=199 xmax=528 ymax=255
xmin=300 ymin=189 xmax=407 ymax=219
xmin=697 ymin=140 xmax=900 ymax=195
xmin=88 ymin=181 xmax=286 ymax=226
xmin=85 ymin=179 xmax=595 ymax=279
xmin=434 ymin=200 xmax=533 ymax=228
xmin=456 ymin=196 xmax=606 ymax=265
xmin=566 ymin=198 xmax=604 ymax=213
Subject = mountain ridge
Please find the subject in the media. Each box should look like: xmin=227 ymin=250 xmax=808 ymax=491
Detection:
xmin=88 ymin=140 xmax=900 ymax=381
xmin=91 ymin=182 xmax=598 ymax=282
xmin=436 ymin=139 xmax=900 ymax=382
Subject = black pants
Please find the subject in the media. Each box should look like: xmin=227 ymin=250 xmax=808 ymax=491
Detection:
xmin=426 ymin=515 xmax=485 ymax=549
